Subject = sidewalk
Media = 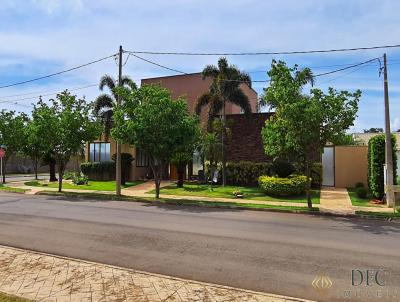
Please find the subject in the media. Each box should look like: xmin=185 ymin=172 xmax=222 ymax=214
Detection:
xmin=0 ymin=245 xmax=312 ymax=302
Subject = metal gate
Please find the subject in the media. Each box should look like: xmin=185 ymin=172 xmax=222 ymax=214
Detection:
xmin=322 ymin=146 xmax=335 ymax=186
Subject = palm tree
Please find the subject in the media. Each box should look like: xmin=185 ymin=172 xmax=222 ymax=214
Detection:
xmin=195 ymin=57 xmax=252 ymax=186
xmin=93 ymin=74 xmax=137 ymax=141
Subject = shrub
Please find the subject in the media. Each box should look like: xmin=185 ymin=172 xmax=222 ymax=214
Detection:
xmin=355 ymin=187 xmax=367 ymax=198
xmin=80 ymin=161 xmax=115 ymax=181
xmin=355 ymin=182 xmax=364 ymax=188
xmin=63 ymin=171 xmax=76 ymax=180
xmin=271 ymin=160 xmax=295 ymax=178
xmin=367 ymin=134 xmax=397 ymax=198
xmin=226 ymin=161 xmax=272 ymax=186
xmin=258 ymin=175 xmax=308 ymax=196
xmin=72 ymin=172 xmax=89 ymax=185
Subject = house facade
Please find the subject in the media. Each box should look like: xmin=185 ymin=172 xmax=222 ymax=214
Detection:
xmin=85 ymin=73 xmax=263 ymax=181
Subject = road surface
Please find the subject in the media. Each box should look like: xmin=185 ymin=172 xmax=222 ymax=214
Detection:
xmin=0 ymin=192 xmax=399 ymax=301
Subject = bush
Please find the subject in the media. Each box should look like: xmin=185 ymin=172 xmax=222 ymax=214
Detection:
xmin=226 ymin=161 xmax=272 ymax=186
xmin=80 ymin=161 xmax=115 ymax=181
xmin=355 ymin=187 xmax=367 ymax=198
xmin=63 ymin=171 xmax=76 ymax=180
xmin=368 ymin=134 xmax=397 ymax=198
xmin=258 ymin=175 xmax=308 ymax=196
xmin=271 ymin=160 xmax=295 ymax=178
xmin=72 ymin=172 xmax=89 ymax=185
xmin=355 ymin=182 xmax=364 ymax=188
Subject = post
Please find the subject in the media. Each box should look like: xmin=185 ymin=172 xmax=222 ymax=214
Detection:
xmin=383 ymin=53 xmax=395 ymax=207
xmin=116 ymin=45 xmax=123 ymax=196
xmin=221 ymin=99 xmax=226 ymax=187
xmin=0 ymin=157 xmax=3 ymax=184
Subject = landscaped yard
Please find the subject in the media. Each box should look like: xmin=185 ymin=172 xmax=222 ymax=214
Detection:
xmin=0 ymin=184 xmax=27 ymax=193
xmin=347 ymin=187 xmax=383 ymax=207
xmin=24 ymin=180 xmax=144 ymax=191
xmin=149 ymin=183 xmax=320 ymax=204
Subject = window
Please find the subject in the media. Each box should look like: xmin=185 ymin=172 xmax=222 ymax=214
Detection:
xmin=192 ymin=150 xmax=202 ymax=176
xmin=136 ymin=148 xmax=149 ymax=167
xmin=89 ymin=142 xmax=111 ymax=162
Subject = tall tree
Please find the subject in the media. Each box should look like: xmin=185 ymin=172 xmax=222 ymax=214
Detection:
xmin=195 ymin=57 xmax=252 ymax=186
xmin=0 ymin=111 xmax=27 ymax=183
xmin=93 ymin=74 xmax=137 ymax=141
xmin=22 ymin=118 xmax=45 ymax=180
xmin=261 ymin=60 xmax=361 ymax=208
xmin=34 ymin=91 xmax=100 ymax=192
xmin=113 ymin=84 xmax=200 ymax=198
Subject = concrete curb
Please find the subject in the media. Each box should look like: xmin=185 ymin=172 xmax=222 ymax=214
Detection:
xmin=0 ymin=244 xmax=313 ymax=302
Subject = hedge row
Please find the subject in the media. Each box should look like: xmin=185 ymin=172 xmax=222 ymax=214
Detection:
xmin=80 ymin=161 xmax=115 ymax=181
xmin=258 ymin=175 xmax=309 ymax=196
xmin=225 ymin=161 xmax=272 ymax=186
xmin=367 ymin=134 xmax=397 ymax=199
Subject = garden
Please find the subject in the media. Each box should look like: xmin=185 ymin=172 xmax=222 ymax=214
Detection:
xmin=152 ymin=161 xmax=321 ymax=204
xmin=347 ymin=134 xmax=398 ymax=208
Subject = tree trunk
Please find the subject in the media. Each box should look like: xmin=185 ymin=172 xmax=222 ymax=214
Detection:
xmin=177 ymin=163 xmax=185 ymax=188
xmin=57 ymin=164 xmax=64 ymax=192
xmin=1 ymin=158 xmax=6 ymax=184
xmin=305 ymin=161 xmax=312 ymax=209
xmin=221 ymin=100 xmax=226 ymax=187
xmin=49 ymin=161 xmax=57 ymax=182
xmin=34 ymin=157 xmax=38 ymax=180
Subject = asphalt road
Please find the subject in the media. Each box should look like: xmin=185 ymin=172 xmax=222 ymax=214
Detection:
xmin=0 ymin=192 xmax=399 ymax=302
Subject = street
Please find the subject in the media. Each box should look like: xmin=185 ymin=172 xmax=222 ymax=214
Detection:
xmin=0 ymin=192 xmax=399 ymax=301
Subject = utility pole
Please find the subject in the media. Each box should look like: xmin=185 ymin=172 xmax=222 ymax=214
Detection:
xmin=383 ymin=53 xmax=395 ymax=207
xmin=116 ymin=45 xmax=123 ymax=196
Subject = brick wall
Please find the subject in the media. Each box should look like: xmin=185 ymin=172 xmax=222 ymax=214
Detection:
xmin=226 ymin=113 xmax=273 ymax=162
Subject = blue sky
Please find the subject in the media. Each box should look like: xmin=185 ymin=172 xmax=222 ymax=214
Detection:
xmin=0 ymin=0 xmax=399 ymax=132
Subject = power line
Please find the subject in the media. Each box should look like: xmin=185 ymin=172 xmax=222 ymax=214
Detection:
xmin=125 ymin=43 xmax=400 ymax=56
xmin=0 ymin=83 xmax=98 ymax=105
xmin=314 ymin=57 xmax=380 ymax=77
xmin=131 ymin=53 xmax=188 ymax=74
xmin=0 ymin=53 xmax=117 ymax=89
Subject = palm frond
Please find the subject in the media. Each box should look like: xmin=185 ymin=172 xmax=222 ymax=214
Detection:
xmin=228 ymin=88 xmax=252 ymax=116
xmin=121 ymin=76 xmax=137 ymax=90
xmin=195 ymin=93 xmax=212 ymax=115
xmin=99 ymin=74 xmax=116 ymax=91
xmin=94 ymin=94 xmax=114 ymax=116
xmin=202 ymin=65 xmax=219 ymax=79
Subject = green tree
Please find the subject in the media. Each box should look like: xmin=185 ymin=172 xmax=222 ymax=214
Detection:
xmin=33 ymin=91 xmax=100 ymax=192
xmin=113 ymin=84 xmax=200 ymax=198
xmin=0 ymin=111 xmax=27 ymax=183
xmin=22 ymin=118 xmax=45 ymax=180
xmin=93 ymin=74 xmax=137 ymax=141
xmin=195 ymin=57 xmax=252 ymax=186
xmin=261 ymin=60 xmax=361 ymax=208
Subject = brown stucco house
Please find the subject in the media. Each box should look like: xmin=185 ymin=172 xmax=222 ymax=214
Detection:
xmin=85 ymin=73 xmax=270 ymax=181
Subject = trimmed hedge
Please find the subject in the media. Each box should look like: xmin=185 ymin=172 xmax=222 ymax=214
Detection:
xmin=80 ymin=161 xmax=115 ymax=181
xmin=226 ymin=161 xmax=272 ymax=186
xmin=367 ymin=134 xmax=397 ymax=199
xmin=258 ymin=175 xmax=309 ymax=196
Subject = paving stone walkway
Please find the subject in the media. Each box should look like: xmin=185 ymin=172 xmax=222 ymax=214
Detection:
xmin=0 ymin=245 xmax=312 ymax=302
xmin=319 ymin=187 xmax=355 ymax=214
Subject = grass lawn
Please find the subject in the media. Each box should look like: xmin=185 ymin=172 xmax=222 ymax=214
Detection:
xmin=0 ymin=292 xmax=31 ymax=302
xmin=347 ymin=188 xmax=382 ymax=207
xmin=37 ymin=190 xmax=319 ymax=213
xmin=0 ymin=184 xmax=27 ymax=193
xmin=24 ymin=180 xmax=144 ymax=191
xmin=149 ymin=183 xmax=320 ymax=204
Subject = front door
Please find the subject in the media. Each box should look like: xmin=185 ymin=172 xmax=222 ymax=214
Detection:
xmin=322 ymin=146 xmax=335 ymax=186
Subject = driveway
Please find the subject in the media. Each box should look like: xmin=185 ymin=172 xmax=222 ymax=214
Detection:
xmin=0 ymin=192 xmax=399 ymax=302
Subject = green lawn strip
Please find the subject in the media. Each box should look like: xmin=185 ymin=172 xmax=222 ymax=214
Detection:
xmin=36 ymin=190 xmax=318 ymax=213
xmin=150 ymin=183 xmax=320 ymax=204
xmin=0 ymin=184 xmax=27 ymax=193
xmin=0 ymin=292 xmax=32 ymax=302
xmin=355 ymin=210 xmax=400 ymax=219
xmin=24 ymin=180 xmax=144 ymax=191
xmin=347 ymin=188 xmax=382 ymax=207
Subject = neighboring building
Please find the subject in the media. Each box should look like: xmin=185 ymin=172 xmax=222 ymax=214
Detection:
xmin=85 ymin=73 xmax=263 ymax=181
